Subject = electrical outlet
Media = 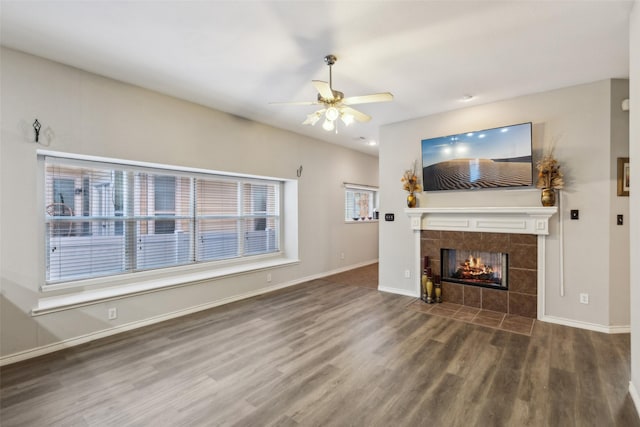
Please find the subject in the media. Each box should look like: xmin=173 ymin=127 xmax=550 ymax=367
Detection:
xmin=404 ymin=270 xmax=411 ymax=279
xmin=267 ymin=273 xmax=272 ymax=283
xmin=108 ymin=307 xmax=118 ymax=320
xmin=579 ymin=293 xmax=589 ymax=304
xmin=340 ymin=252 xmax=345 ymax=260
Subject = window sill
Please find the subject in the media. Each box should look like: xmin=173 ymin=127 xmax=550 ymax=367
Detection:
xmin=33 ymin=257 xmax=299 ymax=316
xmin=345 ymin=219 xmax=379 ymax=224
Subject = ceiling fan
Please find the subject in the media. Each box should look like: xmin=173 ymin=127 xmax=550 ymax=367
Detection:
xmin=271 ymin=54 xmax=393 ymax=132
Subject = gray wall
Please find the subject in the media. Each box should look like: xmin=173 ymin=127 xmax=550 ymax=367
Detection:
xmin=610 ymin=79 xmax=631 ymax=326
xmin=379 ymin=79 xmax=629 ymax=330
xmin=0 ymin=48 xmax=379 ymax=360
xmin=630 ymin=0 xmax=640 ymax=411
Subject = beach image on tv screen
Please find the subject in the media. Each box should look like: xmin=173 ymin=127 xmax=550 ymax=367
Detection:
xmin=421 ymin=122 xmax=532 ymax=191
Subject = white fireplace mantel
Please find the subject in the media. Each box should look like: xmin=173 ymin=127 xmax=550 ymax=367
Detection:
xmin=404 ymin=206 xmax=558 ymax=235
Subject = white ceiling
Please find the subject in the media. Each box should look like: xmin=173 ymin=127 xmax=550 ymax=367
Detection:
xmin=0 ymin=1 xmax=633 ymax=156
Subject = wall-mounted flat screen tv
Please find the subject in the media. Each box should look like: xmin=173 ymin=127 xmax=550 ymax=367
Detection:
xmin=421 ymin=122 xmax=533 ymax=191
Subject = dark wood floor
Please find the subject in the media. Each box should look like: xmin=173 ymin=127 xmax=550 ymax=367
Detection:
xmin=1 ymin=264 xmax=638 ymax=426
xmin=323 ymin=263 xmax=379 ymax=290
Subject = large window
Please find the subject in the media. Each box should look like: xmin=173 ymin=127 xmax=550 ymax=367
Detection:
xmin=44 ymin=156 xmax=282 ymax=284
xmin=344 ymin=184 xmax=378 ymax=222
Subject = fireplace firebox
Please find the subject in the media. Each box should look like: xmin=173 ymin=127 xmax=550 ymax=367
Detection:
xmin=441 ymin=248 xmax=508 ymax=290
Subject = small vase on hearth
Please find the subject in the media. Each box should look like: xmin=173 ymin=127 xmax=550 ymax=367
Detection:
xmin=435 ymin=283 xmax=442 ymax=303
xmin=425 ymin=276 xmax=434 ymax=304
xmin=421 ymin=271 xmax=428 ymax=302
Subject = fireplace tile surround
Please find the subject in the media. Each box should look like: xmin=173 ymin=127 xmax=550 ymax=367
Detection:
xmin=406 ymin=207 xmax=558 ymax=320
xmin=421 ymin=230 xmax=538 ymax=318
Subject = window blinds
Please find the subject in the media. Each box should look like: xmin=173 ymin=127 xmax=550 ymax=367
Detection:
xmin=343 ymin=183 xmax=378 ymax=222
xmin=44 ymin=156 xmax=281 ymax=284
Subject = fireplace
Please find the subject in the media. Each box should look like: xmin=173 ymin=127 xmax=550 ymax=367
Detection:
xmin=423 ymin=231 xmax=534 ymax=316
xmin=441 ymin=249 xmax=508 ymax=290
xmin=405 ymin=207 xmax=558 ymax=320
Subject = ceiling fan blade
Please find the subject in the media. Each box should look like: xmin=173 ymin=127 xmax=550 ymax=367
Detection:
xmin=312 ymin=80 xmax=335 ymax=101
xmin=341 ymin=106 xmax=371 ymax=123
xmin=342 ymin=92 xmax=393 ymax=106
xmin=269 ymin=100 xmax=321 ymax=106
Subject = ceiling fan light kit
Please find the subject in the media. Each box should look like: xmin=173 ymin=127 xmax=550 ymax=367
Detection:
xmin=273 ymin=54 xmax=393 ymax=132
xmin=341 ymin=112 xmax=354 ymax=126
xmin=325 ymin=106 xmax=340 ymax=121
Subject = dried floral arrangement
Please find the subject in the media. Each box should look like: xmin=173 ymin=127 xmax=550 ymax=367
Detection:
xmin=401 ymin=160 xmax=422 ymax=193
xmin=536 ymin=151 xmax=564 ymax=190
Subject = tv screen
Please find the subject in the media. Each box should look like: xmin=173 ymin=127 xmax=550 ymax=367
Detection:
xmin=421 ymin=122 xmax=533 ymax=191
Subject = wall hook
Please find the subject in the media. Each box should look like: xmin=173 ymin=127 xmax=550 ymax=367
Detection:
xmin=296 ymin=165 xmax=303 ymax=178
xmin=33 ymin=119 xmax=41 ymax=143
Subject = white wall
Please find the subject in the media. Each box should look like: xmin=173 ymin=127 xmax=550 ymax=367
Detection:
xmin=379 ymin=79 xmax=628 ymax=330
xmin=629 ymin=0 xmax=640 ymax=411
xmin=0 ymin=48 xmax=379 ymax=360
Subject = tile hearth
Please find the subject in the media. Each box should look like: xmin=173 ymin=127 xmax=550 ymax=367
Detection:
xmin=407 ymin=299 xmax=535 ymax=336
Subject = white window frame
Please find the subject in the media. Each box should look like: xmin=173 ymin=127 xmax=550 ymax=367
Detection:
xmin=35 ymin=150 xmax=299 ymax=314
xmin=344 ymin=183 xmax=379 ymax=223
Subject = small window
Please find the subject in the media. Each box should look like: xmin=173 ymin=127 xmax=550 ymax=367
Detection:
xmin=344 ymin=184 xmax=378 ymax=222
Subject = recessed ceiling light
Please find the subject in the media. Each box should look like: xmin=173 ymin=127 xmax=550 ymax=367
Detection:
xmin=460 ymin=95 xmax=474 ymax=102
xmin=355 ymin=136 xmax=377 ymax=146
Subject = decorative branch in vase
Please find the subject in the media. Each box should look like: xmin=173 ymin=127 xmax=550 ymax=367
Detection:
xmin=536 ymin=148 xmax=564 ymax=207
xmin=402 ymin=160 xmax=422 ymax=208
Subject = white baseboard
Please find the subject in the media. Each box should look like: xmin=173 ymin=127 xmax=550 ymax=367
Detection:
xmin=541 ymin=315 xmax=630 ymax=334
xmin=629 ymin=381 xmax=640 ymax=416
xmin=0 ymin=259 xmax=378 ymax=367
xmin=378 ymin=285 xmax=419 ymax=298
xmin=630 ymin=381 xmax=640 ymax=419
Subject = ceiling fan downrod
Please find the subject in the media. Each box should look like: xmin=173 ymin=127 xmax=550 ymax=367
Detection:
xmin=324 ymin=54 xmax=336 ymax=89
